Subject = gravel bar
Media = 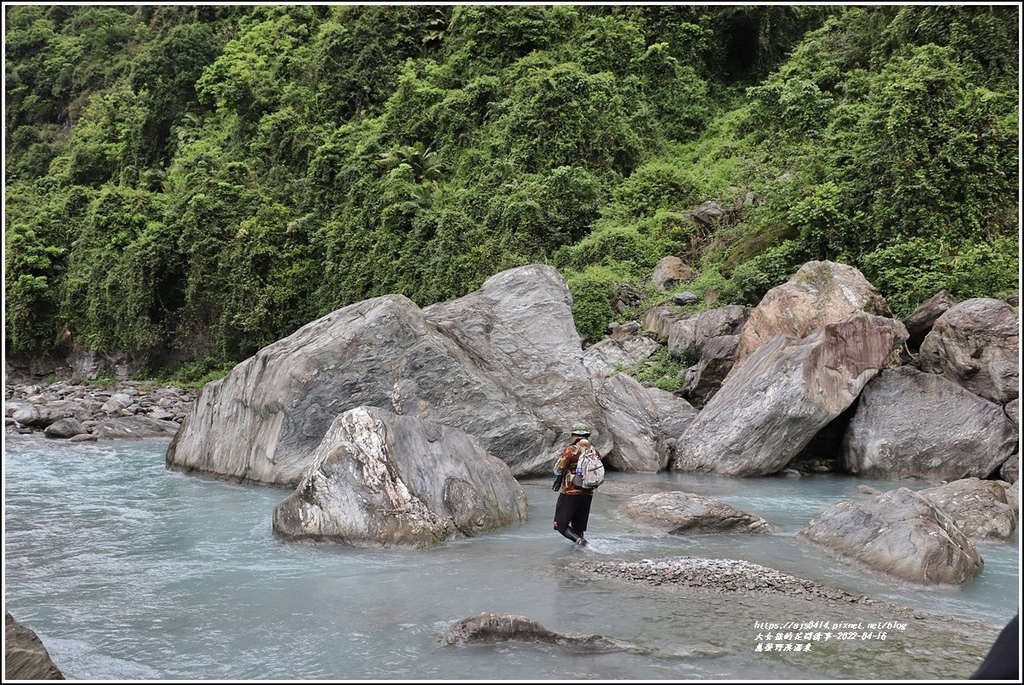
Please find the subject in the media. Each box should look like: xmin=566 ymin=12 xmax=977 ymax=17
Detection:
xmin=573 ymin=556 xmax=873 ymax=604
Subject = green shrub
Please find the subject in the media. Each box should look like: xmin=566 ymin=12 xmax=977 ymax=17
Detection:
xmin=857 ymin=235 xmax=1018 ymax=318
xmin=603 ymin=158 xmax=704 ymax=221
xmin=553 ymin=224 xmax=669 ymax=273
xmin=564 ymin=265 xmax=624 ymax=343
xmin=947 ymin=234 xmax=1019 ymax=302
xmin=626 ymin=344 xmax=687 ymax=392
xmin=727 ymin=240 xmax=809 ymax=306
xmin=165 ymin=359 xmax=235 ymax=389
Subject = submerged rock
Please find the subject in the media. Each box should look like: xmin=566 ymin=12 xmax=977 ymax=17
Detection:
xmin=442 ymin=612 xmax=636 ymax=653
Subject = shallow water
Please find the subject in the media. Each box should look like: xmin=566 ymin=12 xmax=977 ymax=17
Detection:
xmin=3 ymin=434 xmax=1019 ymax=681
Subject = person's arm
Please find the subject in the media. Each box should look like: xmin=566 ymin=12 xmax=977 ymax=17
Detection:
xmin=554 ymin=445 xmax=574 ymax=473
xmin=552 ymin=445 xmax=574 ymax=490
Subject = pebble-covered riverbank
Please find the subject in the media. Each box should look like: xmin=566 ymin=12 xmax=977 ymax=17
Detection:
xmin=4 ymin=380 xmax=195 ymax=440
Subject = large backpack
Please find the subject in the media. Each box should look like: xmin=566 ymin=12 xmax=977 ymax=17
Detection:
xmin=573 ymin=444 xmax=605 ymax=490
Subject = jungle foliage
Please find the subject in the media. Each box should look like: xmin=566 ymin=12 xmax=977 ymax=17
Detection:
xmin=4 ymin=5 xmax=1019 ymax=375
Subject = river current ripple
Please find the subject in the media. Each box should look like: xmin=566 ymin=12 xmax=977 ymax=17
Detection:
xmin=3 ymin=435 xmax=1019 ymax=681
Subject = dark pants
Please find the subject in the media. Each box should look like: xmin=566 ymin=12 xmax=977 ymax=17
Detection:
xmin=970 ymin=614 xmax=1019 ymax=680
xmin=553 ymin=493 xmax=593 ymax=541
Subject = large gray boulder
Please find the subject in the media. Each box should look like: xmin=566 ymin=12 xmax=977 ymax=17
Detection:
xmin=422 ymin=265 xmax=606 ymax=459
xmin=798 ymin=488 xmax=983 ymax=586
xmin=673 ymin=313 xmax=907 ymax=476
xmin=735 ymin=261 xmax=892 ymax=367
xmin=167 ymin=265 xmax=612 ymax=485
xmin=5 ymin=612 xmax=64 ymax=680
xmin=919 ymin=298 xmax=1019 ymax=405
xmin=841 ymin=366 xmax=1017 ymax=481
xmin=272 ymin=406 xmax=527 ymax=547
xmin=917 ymin=479 xmax=1017 ymax=542
xmin=618 ymin=492 xmax=774 ymax=534
xmin=592 ymin=372 xmax=671 ymax=472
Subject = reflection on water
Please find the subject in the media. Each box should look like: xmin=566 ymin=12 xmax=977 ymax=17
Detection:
xmin=3 ymin=435 xmax=1019 ymax=680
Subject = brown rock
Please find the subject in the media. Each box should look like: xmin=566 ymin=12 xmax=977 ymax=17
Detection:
xmin=736 ymin=261 xmax=892 ymax=367
xmin=5 ymin=612 xmax=64 ymax=680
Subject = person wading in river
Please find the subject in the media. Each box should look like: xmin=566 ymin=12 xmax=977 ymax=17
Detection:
xmin=551 ymin=423 xmax=602 ymax=546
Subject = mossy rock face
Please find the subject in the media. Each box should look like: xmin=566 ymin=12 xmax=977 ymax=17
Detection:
xmin=721 ymin=223 xmax=799 ymax=274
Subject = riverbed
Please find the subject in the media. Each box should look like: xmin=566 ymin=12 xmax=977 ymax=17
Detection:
xmin=3 ymin=434 xmax=1018 ymax=680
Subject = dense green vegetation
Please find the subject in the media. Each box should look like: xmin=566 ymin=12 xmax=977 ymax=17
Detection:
xmin=5 ymin=5 xmax=1019 ymax=378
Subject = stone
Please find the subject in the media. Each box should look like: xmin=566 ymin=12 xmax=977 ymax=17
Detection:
xmin=43 ymin=417 xmax=88 ymax=439
xmin=1000 ymin=452 xmax=1019 ymax=485
xmin=678 ymin=334 xmax=739 ymax=409
xmin=5 ymin=612 xmax=64 ymax=680
xmin=640 ymin=306 xmax=683 ymax=342
xmin=592 ymin=372 xmax=671 ymax=472
xmin=92 ymin=416 xmax=180 ymax=439
xmin=841 ymin=366 xmax=1016 ymax=481
xmin=618 ymin=492 xmax=775 ymax=534
xmin=651 ymin=256 xmax=695 ymax=292
xmin=167 ymin=265 xmax=683 ymax=486
xmin=671 ymin=291 xmax=700 ymax=306
xmin=736 ymin=260 xmax=892 ymax=367
xmin=442 ymin=612 xmax=635 ymax=653
xmin=667 ymin=305 xmax=748 ymax=362
xmin=798 ymin=488 xmax=983 ymax=587
xmin=917 ymin=479 xmax=1017 ymax=541
xmin=582 ymin=335 xmax=660 ymax=377
xmin=673 ymin=313 xmax=907 ymax=476
xmin=902 ymin=290 xmax=957 ymax=350
xmin=919 ymin=298 xmax=1019 ymax=405
xmin=272 ymin=406 xmax=527 ymax=546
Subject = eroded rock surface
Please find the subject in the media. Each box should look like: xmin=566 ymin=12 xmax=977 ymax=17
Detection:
xmin=841 ymin=366 xmax=1016 ymax=481
xmin=674 ymin=313 xmax=906 ymax=476
xmin=618 ymin=492 xmax=774 ymax=534
xmin=919 ymin=298 xmax=1019 ymax=405
xmin=442 ymin=612 xmax=636 ymax=653
xmin=798 ymin=488 xmax=983 ymax=586
xmin=5 ymin=612 xmax=64 ymax=680
xmin=272 ymin=406 xmax=527 ymax=546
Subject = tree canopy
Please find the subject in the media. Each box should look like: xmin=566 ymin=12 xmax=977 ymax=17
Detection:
xmin=4 ymin=5 xmax=1018 ymax=378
